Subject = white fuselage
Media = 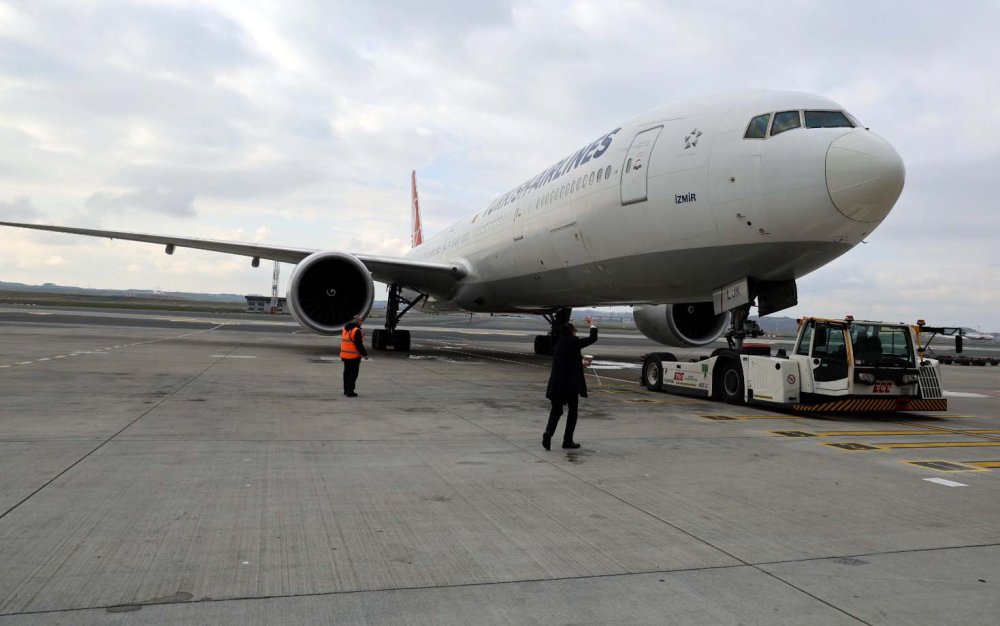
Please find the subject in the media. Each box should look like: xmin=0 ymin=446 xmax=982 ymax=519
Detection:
xmin=407 ymin=91 xmax=904 ymax=313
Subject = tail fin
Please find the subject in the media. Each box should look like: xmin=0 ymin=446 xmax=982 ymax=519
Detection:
xmin=411 ymin=170 xmax=423 ymax=248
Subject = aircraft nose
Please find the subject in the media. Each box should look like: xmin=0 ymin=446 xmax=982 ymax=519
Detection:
xmin=826 ymin=131 xmax=905 ymax=222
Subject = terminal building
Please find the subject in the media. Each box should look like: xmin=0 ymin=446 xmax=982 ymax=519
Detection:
xmin=244 ymin=295 xmax=288 ymax=314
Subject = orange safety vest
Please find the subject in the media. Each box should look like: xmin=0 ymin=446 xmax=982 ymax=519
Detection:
xmin=340 ymin=327 xmax=363 ymax=359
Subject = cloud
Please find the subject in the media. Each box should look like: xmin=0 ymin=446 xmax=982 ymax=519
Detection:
xmin=84 ymin=188 xmax=196 ymax=217
xmin=0 ymin=1 xmax=998 ymax=328
xmin=0 ymin=196 xmax=40 ymax=220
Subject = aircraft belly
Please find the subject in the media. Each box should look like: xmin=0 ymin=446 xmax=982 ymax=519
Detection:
xmin=455 ymin=240 xmax=850 ymax=309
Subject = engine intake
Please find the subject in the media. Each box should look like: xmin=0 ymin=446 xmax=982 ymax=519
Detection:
xmin=634 ymin=303 xmax=729 ymax=347
xmin=287 ymin=251 xmax=374 ymax=335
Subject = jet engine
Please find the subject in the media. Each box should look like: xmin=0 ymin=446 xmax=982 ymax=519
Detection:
xmin=633 ymin=303 xmax=729 ymax=347
xmin=286 ymin=251 xmax=375 ymax=335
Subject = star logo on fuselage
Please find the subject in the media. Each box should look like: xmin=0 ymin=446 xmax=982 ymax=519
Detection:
xmin=684 ymin=128 xmax=702 ymax=149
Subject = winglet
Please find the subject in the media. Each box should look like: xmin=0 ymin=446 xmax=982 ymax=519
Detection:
xmin=411 ymin=170 xmax=423 ymax=248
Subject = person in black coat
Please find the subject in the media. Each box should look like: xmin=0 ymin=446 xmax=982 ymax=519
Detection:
xmin=543 ymin=316 xmax=598 ymax=450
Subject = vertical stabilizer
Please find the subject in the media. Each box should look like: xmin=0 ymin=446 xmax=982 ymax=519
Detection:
xmin=411 ymin=170 xmax=423 ymax=248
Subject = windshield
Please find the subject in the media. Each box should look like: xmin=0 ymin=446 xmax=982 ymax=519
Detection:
xmin=804 ymin=110 xmax=855 ymax=128
xmin=850 ymin=324 xmax=915 ymax=367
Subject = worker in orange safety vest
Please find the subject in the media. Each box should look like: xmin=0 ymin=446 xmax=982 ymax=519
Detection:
xmin=340 ymin=315 xmax=368 ymax=397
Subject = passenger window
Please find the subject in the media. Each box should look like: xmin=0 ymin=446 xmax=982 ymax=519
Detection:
xmin=581 ymin=176 xmax=586 ymax=189
xmin=745 ymin=114 xmax=771 ymax=139
xmin=605 ymin=165 xmax=612 ymax=180
xmin=589 ymin=171 xmax=596 ymax=185
xmin=805 ymin=110 xmax=854 ymax=128
xmin=770 ymin=110 xmax=801 ymax=136
xmin=813 ymin=325 xmax=847 ymax=361
xmin=597 ymin=168 xmax=603 ymax=182
xmin=796 ymin=324 xmax=812 ymax=356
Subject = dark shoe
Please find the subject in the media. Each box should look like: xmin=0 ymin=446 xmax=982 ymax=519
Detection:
xmin=542 ymin=433 xmax=551 ymax=450
xmin=562 ymin=441 xmax=581 ymax=449
xmin=346 ymin=392 xmax=358 ymax=397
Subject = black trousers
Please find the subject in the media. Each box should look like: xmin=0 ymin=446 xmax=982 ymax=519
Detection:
xmin=342 ymin=358 xmax=361 ymax=393
xmin=545 ymin=395 xmax=579 ymax=443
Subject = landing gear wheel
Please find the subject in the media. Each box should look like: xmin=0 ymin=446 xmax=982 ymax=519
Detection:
xmin=643 ymin=355 xmax=663 ymax=391
xmin=372 ymin=329 xmax=388 ymax=351
xmin=394 ymin=330 xmax=411 ymax=352
xmin=534 ymin=335 xmax=554 ymax=356
xmin=719 ymin=359 xmax=745 ymax=405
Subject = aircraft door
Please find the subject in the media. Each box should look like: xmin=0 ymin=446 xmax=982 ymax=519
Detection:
xmin=513 ymin=201 xmax=525 ymax=241
xmin=621 ymin=126 xmax=663 ymax=205
xmin=810 ymin=322 xmax=850 ymax=393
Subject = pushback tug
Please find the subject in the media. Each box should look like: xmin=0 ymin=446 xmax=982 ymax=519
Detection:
xmin=640 ymin=317 xmax=960 ymax=412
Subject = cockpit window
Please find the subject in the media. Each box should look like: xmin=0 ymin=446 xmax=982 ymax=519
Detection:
xmin=744 ymin=113 xmax=770 ymax=139
xmin=770 ymin=110 xmax=801 ymax=136
xmin=805 ymin=110 xmax=855 ymax=128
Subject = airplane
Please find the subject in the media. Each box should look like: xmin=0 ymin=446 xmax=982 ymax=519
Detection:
xmin=1 ymin=90 xmax=905 ymax=355
xmin=962 ymin=329 xmax=995 ymax=341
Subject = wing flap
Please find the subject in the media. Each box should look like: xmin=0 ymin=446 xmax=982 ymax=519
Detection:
xmin=359 ymin=254 xmax=466 ymax=296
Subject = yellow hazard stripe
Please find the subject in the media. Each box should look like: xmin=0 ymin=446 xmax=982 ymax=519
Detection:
xmin=791 ymin=398 xmax=947 ymax=412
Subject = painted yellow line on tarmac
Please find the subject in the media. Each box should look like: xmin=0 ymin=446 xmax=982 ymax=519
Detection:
xmin=818 ymin=429 xmax=1000 ymax=437
xmin=966 ymin=461 xmax=1000 ymax=469
xmin=704 ymin=414 xmax=800 ymax=421
xmin=739 ymin=415 xmax=801 ymax=420
xmin=876 ymin=441 xmax=1000 ymax=450
xmin=903 ymin=460 xmax=987 ymax=473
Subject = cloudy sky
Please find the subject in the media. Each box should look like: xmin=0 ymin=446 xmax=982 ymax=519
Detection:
xmin=1 ymin=0 xmax=998 ymax=330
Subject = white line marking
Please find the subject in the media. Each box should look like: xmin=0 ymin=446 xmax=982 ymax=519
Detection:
xmin=588 ymin=360 xmax=642 ymax=370
xmin=944 ymin=391 xmax=990 ymax=399
xmin=16 ymin=361 xmax=33 ymax=365
xmin=211 ymin=355 xmax=257 ymax=359
xmin=923 ymin=477 xmax=967 ymax=487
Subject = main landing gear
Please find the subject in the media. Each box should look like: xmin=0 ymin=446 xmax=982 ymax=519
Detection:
xmin=533 ymin=307 xmax=572 ymax=356
xmin=724 ymin=302 xmax=753 ymax=351
xmin=371 ymin=284 xmax=426 ymax=352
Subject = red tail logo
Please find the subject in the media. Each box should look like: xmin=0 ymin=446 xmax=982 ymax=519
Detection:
xmin=411 ymin=170 xmax=423 ymax=248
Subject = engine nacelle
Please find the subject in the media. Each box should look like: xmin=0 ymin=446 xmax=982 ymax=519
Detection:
xmin=286 ymin=251 xmax=374 ymax=335
xmin=634 ymin=303 xmax=729 ymax=347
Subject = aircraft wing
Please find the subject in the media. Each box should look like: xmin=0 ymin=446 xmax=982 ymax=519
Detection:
xmin=0 ymin=221 xmax=466 ymax=297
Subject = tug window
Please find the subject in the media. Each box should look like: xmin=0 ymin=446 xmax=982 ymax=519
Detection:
xmin=805 ymin=110 xmax=854 ymax=128
xmin=745 ymin=113 xmax=771 ymax=139
xmin=770 ymin=110 xmax=801 ymax=136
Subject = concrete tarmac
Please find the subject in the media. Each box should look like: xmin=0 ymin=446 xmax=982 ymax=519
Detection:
xmin=0 ymin=306 xmax=998 ymax=625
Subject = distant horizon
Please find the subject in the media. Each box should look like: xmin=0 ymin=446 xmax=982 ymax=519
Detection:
xmin=9 ymin=279 xmax=993 ymax=337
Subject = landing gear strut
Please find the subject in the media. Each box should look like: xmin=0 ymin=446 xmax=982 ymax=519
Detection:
xmin=371 ymin=284 xmax=426 ymax=352
xmin=533 ymin=307 xmax=572 ymax=356
xmin=724 ymin=302 xmax=753 ymax=351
